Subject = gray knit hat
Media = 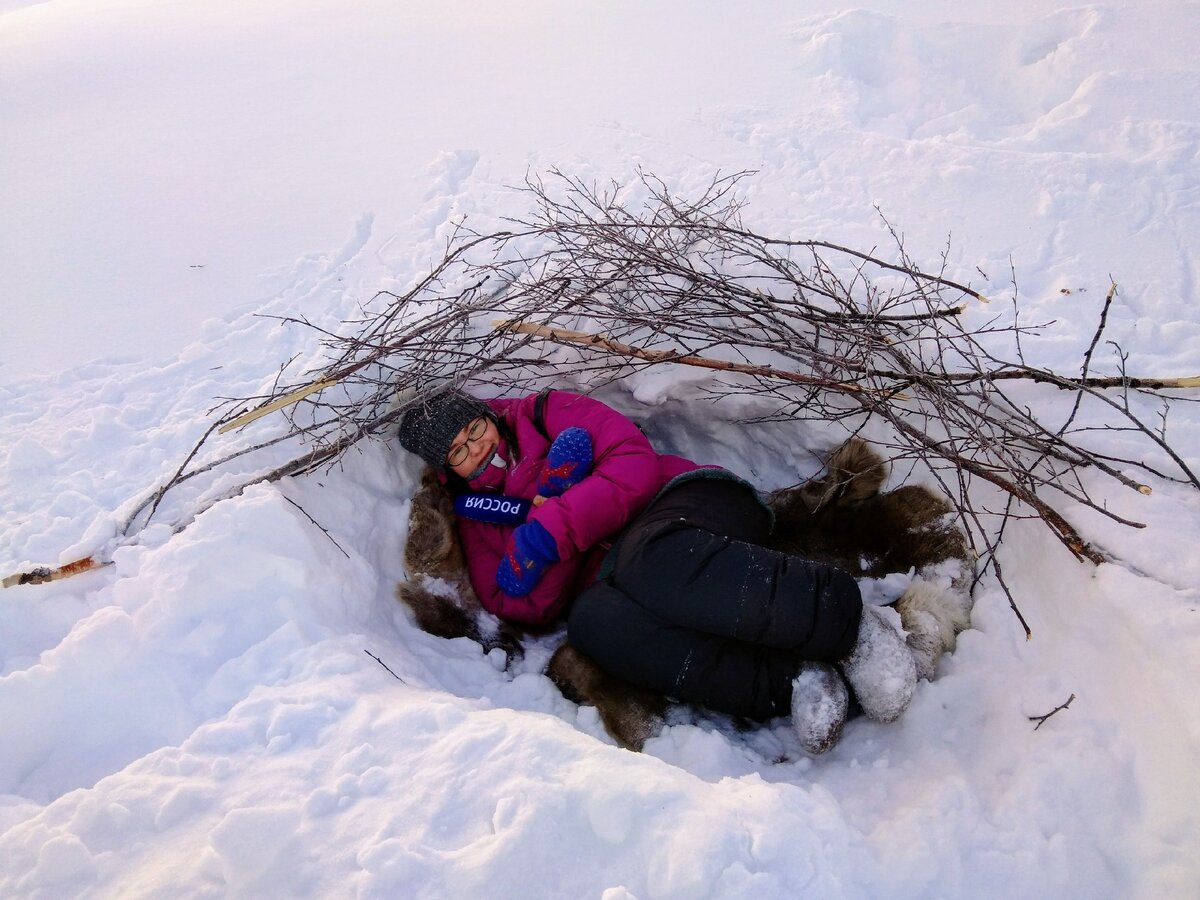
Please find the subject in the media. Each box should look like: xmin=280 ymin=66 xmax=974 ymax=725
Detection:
xmin=397 ymin=389 xmax=491 ymax=469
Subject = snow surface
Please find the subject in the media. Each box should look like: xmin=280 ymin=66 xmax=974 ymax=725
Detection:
xmin=3 ymin=1 xmax=1200 ymax=897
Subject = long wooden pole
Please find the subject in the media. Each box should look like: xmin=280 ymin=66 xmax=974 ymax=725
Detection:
xmin=492 ymin=320 xmax=873 ymax=394
xmin=494 ymin=320 xmax=1200 ymax=391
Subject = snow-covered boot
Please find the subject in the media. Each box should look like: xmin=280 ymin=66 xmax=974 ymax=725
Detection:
xmin=840 ymin=606 xmax=917 ymax=723
xmin=791 ymin=661 xmax=849 ymax=754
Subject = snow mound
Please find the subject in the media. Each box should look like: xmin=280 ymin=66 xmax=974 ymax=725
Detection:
xmin=2 ymin=2 xmax=1200 ymax=898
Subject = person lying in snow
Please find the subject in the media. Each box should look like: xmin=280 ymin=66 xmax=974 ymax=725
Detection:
xmin=396 ymin=387 xmax=918 ymax=754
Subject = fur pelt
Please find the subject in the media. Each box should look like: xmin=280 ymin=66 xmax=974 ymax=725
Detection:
xmin=396 ymin=467 xmax=522 ymax=664
xmin=545 ymin=643 xmax=667 ymax=751
xmin=394 ymin=440 xmax=975 ymax=748
xmin=767 ymin=438 xmax=975 ymax=681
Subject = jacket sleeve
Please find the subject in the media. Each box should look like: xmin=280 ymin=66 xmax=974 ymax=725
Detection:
xmin=459 ymin=518 xmax=586 ymax=627
xmin=525 ymin=391 xmax=661 ymax=561
xmin=458 ymin=391 xmax=662 ymax=629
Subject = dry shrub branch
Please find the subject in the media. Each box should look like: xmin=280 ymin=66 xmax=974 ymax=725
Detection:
xmin=116 ymin=170 xmax=1198 ymax=632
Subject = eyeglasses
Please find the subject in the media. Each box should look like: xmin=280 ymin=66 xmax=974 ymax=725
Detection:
xmin=446 ymin=417 xmax=489 ymax=468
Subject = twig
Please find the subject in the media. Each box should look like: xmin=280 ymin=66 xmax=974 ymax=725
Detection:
xmin=1030 ymin=693 xmax=1076 ymax=730
xmin=364 ymin=649 xmax=407 ymax=683
xmin=990 ymin=555 xmax=1031 ymax=640
xmin=139 ymin=419 xmax=224 ymax=531
xmin=281 ymin=496 xmax=351 ymax=559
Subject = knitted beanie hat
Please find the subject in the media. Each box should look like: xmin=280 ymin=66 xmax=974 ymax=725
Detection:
xmin=397 ymin=389 xmax=491 ymax=469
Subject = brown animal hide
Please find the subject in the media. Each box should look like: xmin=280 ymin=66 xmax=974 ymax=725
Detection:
xmin=767 ymin=438 xmax=975 ymax=681
xmin=395 ymin=467 xmax=522 ymax=664
xmin=404 ymin=467 xmax=473 ymax=587
xmin=767 ymin=445 xmax=968 ymax=578
xmin=546 ymin=642 xmax=667 ymax=751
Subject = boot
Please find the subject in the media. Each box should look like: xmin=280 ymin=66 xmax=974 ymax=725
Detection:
xmin=791 ymin=662 xmax=849 ymax=754
xmin=840 ymin=606 xmax=916 ymax=723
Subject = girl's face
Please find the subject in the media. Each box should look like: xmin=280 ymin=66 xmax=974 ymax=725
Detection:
xmin=446 ymin=416 xmax=500 ymax=478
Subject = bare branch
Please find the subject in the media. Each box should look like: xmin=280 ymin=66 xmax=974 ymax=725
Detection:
xmin=1030 ymin=693 xmax=1076 ymax=730
xmin=17 ymin=169 xmax=1197 ymax=635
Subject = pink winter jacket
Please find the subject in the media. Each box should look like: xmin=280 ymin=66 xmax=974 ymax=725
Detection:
xmin=452 ymin=391 xmax=699 ymax=628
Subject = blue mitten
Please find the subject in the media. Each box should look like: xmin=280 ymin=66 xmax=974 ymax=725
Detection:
xmin=496 ymin=521 xmax=560 ymax=597
xmin=537 ymin=427 xmax=594 ymax=498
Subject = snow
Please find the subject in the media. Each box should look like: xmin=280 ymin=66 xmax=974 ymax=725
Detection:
xmin=3 ymin=1 xmax=1200 ymax=897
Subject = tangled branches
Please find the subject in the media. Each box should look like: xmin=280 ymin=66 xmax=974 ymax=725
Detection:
xmin=121 ymin=170 xmax=1199 ymax=634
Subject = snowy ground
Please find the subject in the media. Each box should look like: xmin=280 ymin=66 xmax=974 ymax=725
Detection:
xmin=3 ymin=1 xmax=1200 ymax=897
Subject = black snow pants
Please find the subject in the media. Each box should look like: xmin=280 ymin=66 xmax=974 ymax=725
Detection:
xmin=567 ymin=476 xmax=863 ymax=721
